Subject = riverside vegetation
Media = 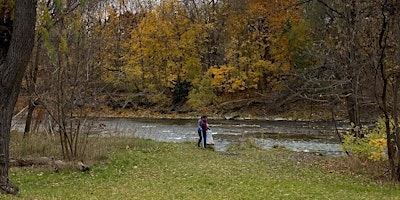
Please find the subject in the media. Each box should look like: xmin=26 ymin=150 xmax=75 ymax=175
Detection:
xmin=2 ymin=131 xmax=400 ymax=199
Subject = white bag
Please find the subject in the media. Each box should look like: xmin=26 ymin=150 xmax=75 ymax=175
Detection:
xmin=206 ymin=129 xmax=214 ymax=145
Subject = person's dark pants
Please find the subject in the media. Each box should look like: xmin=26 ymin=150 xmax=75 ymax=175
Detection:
xmin=197 ymin=129 xmax=202 ymax=147
xmin=203 ymin=130 xmax=207 ymax=148
xmin=197 ymin=129 xmax=207 ymax=148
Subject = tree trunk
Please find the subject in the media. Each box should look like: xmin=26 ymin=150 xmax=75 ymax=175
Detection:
xmin=393 ymin=74 xmax=400 ymax=181
xmin=393 ymin=0 xmax=400 ymax=181
xmin=0 ymin=0 xmax=37 ymax=194
xmin=24 ymin=37 xmax=42 ymax=137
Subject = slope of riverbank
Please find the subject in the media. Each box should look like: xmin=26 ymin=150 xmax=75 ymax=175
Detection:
xmin=92 ymin=100 xmax=348 ymax=122
xmin=15 ymin=93 xmax=381 ymax=127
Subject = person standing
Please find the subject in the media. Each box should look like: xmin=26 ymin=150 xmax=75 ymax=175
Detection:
xmin=201 ymin=116 xmax=209 ymax=148
xmin=197 ymin=116 xmax=204 ymax=147
xmin=197 ymin=115 xmax=209 ymax=148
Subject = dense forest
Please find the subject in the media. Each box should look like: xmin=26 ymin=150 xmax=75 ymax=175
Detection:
xmin=3 ymin=0 xmax=400 ymax=182
xmin=12 ymin=0 xmax=332 ymax=119
xmin=3 ymin=0 xmax=390 ymax=123
xmin=15 ymin=0 xmax=311 ymax=119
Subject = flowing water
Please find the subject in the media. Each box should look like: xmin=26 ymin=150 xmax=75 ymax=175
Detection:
xmin=11 ymin=117 xmax=349 ymax=155
xmin=86 ymin=117 xmax=349 ymax=156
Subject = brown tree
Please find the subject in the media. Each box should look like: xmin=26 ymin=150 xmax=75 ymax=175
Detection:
xmin=0 ymin=0 xmax=37 ymax=194
xmin=305 ymin=0 xmax=400 ymax=180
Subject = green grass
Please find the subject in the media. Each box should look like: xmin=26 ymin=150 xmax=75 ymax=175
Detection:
xmin=3 ymin=137 xmax=400 ymax=200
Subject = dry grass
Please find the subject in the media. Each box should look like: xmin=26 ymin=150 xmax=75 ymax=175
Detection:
xmin=319 ymin=155 xmax=392 ymax=184
xmin=10 ymin=130 xmax=151 ymax=167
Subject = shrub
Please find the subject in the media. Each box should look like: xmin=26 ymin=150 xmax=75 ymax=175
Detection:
xmin=342 ymin=118 xmax=388 ymax=161
xmin=187 ymin=77 xmax=215 ymax=109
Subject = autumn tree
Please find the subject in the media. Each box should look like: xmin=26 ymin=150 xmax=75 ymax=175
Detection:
xmin=111 ymin=0 xmax=207 ymax=108
xmin=0 ymin=0 xmax=37 ymax=194
xmin=93 ymin=0 xmax=310 ymax=112
xmin=204 ymin=0 xmax=308 ymax=106
xmin=98 ymin=4 xmax=136 ymax=92
xmin=303 ymin=0 xmax=391 ymax=131
xmin=93 ymin=0 xmax=158 ymax=111
xmin=372 ymin=0 xmax=400 ymax=181
xmin=303 ymin=0 xmax=400 ymax=180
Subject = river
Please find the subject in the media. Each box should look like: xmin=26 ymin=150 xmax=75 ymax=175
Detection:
xmin=83 ymin=117 xmax=349 ymax=156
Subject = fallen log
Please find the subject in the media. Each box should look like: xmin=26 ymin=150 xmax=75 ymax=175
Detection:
xmin=9 ymin=157 xmax=56 ymax=167
xmin=10 ymin=157 xmax=63 ymax=173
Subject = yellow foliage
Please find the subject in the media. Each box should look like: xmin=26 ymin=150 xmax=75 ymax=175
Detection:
xmin=208 ymin=65 xmax=250 ymax=94
xmin=231 ymin=79 xmax=246 ymax=92
xmin=208 ymin=65 xmax=233 ymax=94
xmin=248 ymin=0 xmax=307 ymax=72
xmin=342 ymin=118 xmax=388 ymax=161
xmin=368 ymin=138 xmax=387 ymax=149
xmin=368 ymin=138 xmax=387 ymax=161
xmin=59 ymin=36 xmax=68 ymax=53
xmin=96 ymin=0 xmax=310 ymax=101
xmin=219 ymin=0 xmax=308 ymax=95
xmin=369 ymin=151 xmax=385 ymax=161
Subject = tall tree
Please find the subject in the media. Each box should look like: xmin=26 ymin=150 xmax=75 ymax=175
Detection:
xmin=373 ymin=0 xmax=400 ymax=181
xmin=304 ymin=0 xmax=400 ymax=181
xmin=303 ymin=0 xmax=376 ymax=132
xmin=0 ymin=0 xmax=37 ymax=194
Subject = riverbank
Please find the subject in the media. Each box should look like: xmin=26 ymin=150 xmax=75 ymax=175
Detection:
xmin=14 ymin=93 xmax=352 ymax=123
xmin=91 ymin=101 xmax=347 ymax=122
xmin=5 ymin=137 xmax=399 ymax=199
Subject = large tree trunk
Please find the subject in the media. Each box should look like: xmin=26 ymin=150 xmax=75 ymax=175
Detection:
xmin=395 ymin=1 xmax=400 ymax=181
xmin=0 ymin=0 xmax=37 ymax=195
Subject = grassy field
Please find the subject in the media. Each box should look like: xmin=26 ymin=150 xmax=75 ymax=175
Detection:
xmin=3 ymin=135 xmax=400 ymax=200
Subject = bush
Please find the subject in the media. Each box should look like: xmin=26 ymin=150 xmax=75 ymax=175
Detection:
xmin=187 ymin=77 xmax=215 ymax=109
xmin=342 ymin=118 xmax=388 ymax=161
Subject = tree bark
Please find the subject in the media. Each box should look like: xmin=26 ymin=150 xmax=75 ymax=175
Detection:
xmin=24 ymin=36 xmax=42 ymax=137
xmin=0 ymin=0 xmax=37 ymax=195
xmin=393 ymin=0 xmax=400 ymax=181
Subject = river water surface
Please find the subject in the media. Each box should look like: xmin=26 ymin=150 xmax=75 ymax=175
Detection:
xmin=86 ymin=118 xmax=349 ymax=156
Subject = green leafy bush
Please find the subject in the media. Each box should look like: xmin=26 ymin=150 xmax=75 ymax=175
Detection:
xmin=187 ymin=77 xmax=215 ymax=109
xmin=342 ymin=118 xmax=388 ymax=161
